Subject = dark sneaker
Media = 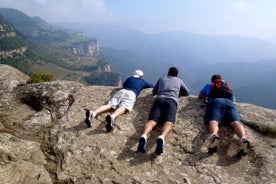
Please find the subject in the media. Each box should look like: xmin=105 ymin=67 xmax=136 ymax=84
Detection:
xmin=137 ymin=137 xmax=147 ymax=153
xmin=237 ymin=137 xmax=250 ymax=157
xmin=85 ymin=110 xmax=93 ymax=127
xmin=154 ymin=138 xmax=164 ymax=155
xmin=208 ymin=134 xmax=220 ymax=153
xmin=105 ymin=115 xmax=114 ymax=132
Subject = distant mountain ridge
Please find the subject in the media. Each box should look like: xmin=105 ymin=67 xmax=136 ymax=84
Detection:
xmin=69 ymin=24 xmax=276 ymax=64
xmin=0 ymin=8 xmax=100 ymax=57
xmin=64 ymin=24 xmax=276 ymax=110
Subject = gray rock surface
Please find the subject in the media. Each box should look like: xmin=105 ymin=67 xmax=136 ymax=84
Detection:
xmin=0 ymin=64 xmax=275 ymax=184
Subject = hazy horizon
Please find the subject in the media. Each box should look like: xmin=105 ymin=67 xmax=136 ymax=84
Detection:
xmin=1 ymin=0 xmax=276 ymax=40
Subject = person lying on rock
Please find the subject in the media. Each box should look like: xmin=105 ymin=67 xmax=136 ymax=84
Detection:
xmin=85 ymin=69 xmax=154 ymax=132
xmin=137 ymin=67 xmax=190 ymax=156
xmin=198 ymin=74 xmax=250 ymax=157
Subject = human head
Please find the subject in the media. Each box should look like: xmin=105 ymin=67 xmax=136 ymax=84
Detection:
xmin=211 ymin=74 xmax=222 ymax=82
xmin=133 ymin=70 xmax=144 ymax=78
xmin=168 ymin=67 xmax=178 ymax=77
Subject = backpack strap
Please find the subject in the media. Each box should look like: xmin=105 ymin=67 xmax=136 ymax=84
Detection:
xmin=224 ymin=81 xmax=232 ymax=92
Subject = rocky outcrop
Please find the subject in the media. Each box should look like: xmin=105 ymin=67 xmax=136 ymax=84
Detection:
xmin=0 ymin=18 xmax=28 ymax=58
xmin=66 ymin=40 xmax=99 ymax=57
xmin=0 ymin=64 xmax=275 ymax=184
xmin=0 ymin=24 xmax=16 ymax=38
xmin=96 ymin=63 xmax=111 ymax=73
xmin=0 ymin=46 xmax=28 ymax=58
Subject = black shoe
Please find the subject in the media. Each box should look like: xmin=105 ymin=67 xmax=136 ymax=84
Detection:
xmin=237 ymin=138 xmax=250 ymax=157
xmin=208 ymin=134 xmax=220 ymax=153
xmin=105 ymin=115 xmax=114 ymax=132
xmin=137 ymin=137 xmax=147 ymax=153
xmin=85 ymin=110 xmax=92 ymax=127
xmin=154 ymin=138 xmax=164 ymax=155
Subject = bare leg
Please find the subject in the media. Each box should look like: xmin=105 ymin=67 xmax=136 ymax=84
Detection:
xmin=154 ymin=121 xmax=174 ymax=155
xmin=112 ymin=106 xmax=127 ymax=120
xmin=230 ymin=121 xmax=250 ymax=156
xmin=208 ymin=120 xmax=219 ymax=135
xmin=207 ymin=120 xmax=220 ymax=153
xmin=160 ymin=121 xmax=174 ymax=139
xmin=94 ymin=104 xmax=112 ymax=116
xmin=230 ymin=121 xmax=245 ymax=138
xmin=142 ymin=120 xmax=157 ymax=136
xmin=137 ymin=120 xmax=157 ymax=153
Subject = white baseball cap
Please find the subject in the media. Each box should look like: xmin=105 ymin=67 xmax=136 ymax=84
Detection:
xmin=133 ymin=70 xmax=143 ymax=78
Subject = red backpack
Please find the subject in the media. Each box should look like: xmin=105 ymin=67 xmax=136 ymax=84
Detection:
xmin=209 ymin=79 xmax=233 ymax=99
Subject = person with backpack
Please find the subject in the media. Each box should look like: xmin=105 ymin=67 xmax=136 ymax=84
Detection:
xmin=198 ymin=74 xmax=250 ymax=157
xmin=137 ymin=67 xmax=190 ymax=156
xmin=85 ymin=69 xmax=154 ymax=132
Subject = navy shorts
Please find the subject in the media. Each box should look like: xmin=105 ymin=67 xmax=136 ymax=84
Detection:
xmin=204 ymin=98 xmax=240 ymax=125
xmin=148 ymin=98 xmax=177 ymax=125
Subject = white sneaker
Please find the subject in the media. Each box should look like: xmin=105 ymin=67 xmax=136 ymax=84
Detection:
xmin=237 ymin=137 xmax=250 ymax=156
xmin=85 ymin=110 xmax=94 ymax=127
xmin=207 ymin=133 xmax=220 ymax=153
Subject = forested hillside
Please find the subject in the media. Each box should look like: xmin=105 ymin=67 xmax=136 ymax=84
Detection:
xmin=0 ymin=8 xmax=120 ymax=86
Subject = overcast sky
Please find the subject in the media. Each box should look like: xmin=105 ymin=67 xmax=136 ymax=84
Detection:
xmin=1 ymin=0 xmax=276 ymax=39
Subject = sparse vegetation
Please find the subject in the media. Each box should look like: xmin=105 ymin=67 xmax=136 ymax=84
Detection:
xmin=84 ymin=72 xmax=120 ymax=86
xmin=242 ymin=120 xmax=276 ymax=137
xmin=28 ymin=72 xmax=54 ymax=83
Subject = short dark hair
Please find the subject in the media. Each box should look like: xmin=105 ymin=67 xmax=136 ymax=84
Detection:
xmin=168 ymin=67 xmax=178 ymax=77
xmin=211 ymin=74 xmax=222 ymax=82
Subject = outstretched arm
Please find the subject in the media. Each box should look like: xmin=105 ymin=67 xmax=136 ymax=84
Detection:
xmin=198 ymin=83 xmax=210 ymax=100
xmin=179 ymin=80 xmax=190 ymax=96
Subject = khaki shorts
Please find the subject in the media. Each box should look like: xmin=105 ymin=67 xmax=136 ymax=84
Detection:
xmin=108 ymin=89 xmax=136 ymax=111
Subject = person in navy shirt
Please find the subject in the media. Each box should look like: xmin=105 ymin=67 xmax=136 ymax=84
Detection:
xmin=85 ymin=70 xmax=154 ymax=132
xmin=198 ymin=74 xmax=250 ymax=156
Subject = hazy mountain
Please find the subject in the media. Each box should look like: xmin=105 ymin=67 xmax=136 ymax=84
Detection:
xmin=0 ymin=8 xmax=99 ymax=47
xmin=2 ymin=8 xmax=275 ymax=109
xmin=65 ymin=23 xmax=276 ymax=64
xmin=266 ymin=36 xmax=276 ymax=45
xmin=60 ymin=23 xmax=276 ymax=109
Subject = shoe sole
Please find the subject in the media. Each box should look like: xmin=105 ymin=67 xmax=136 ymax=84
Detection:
xmin=237 ymin=141 xmax=250 ymax=157
xmin=155 ymin=138 xmax=163 ymax=155
xmin=137 ymin=137 xmax=146 ymax=153
xmin=85 ymin=110 xmax=91 ymax=127
xmin=208 ymin=137 xmax=219 ymax=153
xmin=105 ymin=115 xmax=113 ymax=132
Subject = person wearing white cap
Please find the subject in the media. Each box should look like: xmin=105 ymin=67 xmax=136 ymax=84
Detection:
xmin=133 ymin=70 xmax=143 ymax=78
xmin=85 ymin=69 xmax=154 ymax=132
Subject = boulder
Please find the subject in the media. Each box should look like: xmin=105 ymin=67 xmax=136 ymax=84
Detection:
xmin=0 ymin=64 xmax=275 ymax=184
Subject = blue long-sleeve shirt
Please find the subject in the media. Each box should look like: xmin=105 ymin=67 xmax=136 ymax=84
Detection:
xmin=123 ymin=77 xmax=154 ymax=96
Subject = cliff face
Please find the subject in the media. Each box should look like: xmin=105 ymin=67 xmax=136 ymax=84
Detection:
xmin=0 ymin=18 xmax=28 ymax=58
xmin=65 ymin=40 xmax=100 ymax=57
xmin=0 ymin=46 xmax=28 ymax=58
xmin=0 ymin=64 xmax=275 ymax=184
xmin=0 ymin=24 xmax=16 ymax=38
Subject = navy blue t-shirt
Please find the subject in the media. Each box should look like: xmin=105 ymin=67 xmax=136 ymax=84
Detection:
xmin=123 ymin=77 xmax=154 ymax=96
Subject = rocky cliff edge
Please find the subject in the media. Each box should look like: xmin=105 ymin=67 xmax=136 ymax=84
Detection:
xmin=0 ymin=64 xmax=275 ymax=184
